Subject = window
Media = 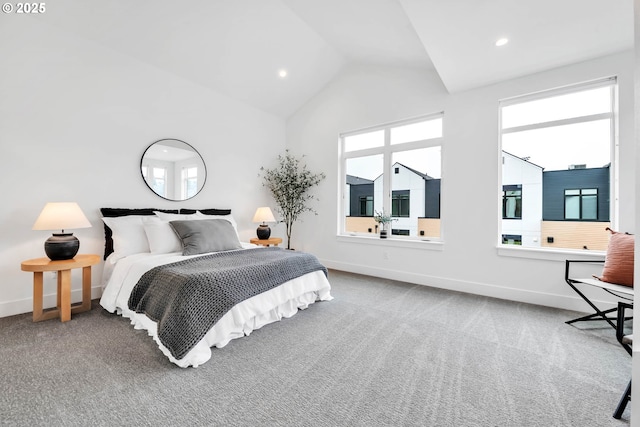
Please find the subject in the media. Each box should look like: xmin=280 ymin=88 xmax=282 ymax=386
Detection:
xmin=359 ymin=196 xmax=373 ymax=216
xmin=182 ymin=166 xmax=199 ymax=199
xmin=502 ymin=234 xmax=522 ymax=245
xmin=141 ymin=166 xmax=167 ymax=198
xmin=152 ymin=167 xmax=167 ymax=197
xmin=392 ymin=229 xmax=411 ymax=236
xmin=503 ymin=185 xmax=522 ymax=219
xmin=341 ymin=114 xmax=443 ymax=239
xmin=500 ymin=78 xmax=615 ymax=250
xmin=141 ymin=160 xmax=169 ymax=199
xmin=392 ymin=191 xmax=410 ymax=217
xmin=565 ymin=189 xmax=597 ymax=220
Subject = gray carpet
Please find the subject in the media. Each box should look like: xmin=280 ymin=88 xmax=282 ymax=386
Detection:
xmin=0 ymin=270 xmax=631 ymax=426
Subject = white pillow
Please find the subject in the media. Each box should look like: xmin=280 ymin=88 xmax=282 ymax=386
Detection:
xmin=153 ymin=211 xmax=200 ymax=221
xmin=143 ymin=220 xmax=182 ymax=254
xmin=102 ymin=216 xmax=159 ymax=259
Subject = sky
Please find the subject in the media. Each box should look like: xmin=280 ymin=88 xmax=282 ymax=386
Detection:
xmin=501 ymin=85 xmax=612 ymax=171
xmin=345 ymin=86 xmax=612 ymax=179
xmin=344 ymin=118 xmax=443 ymax=180
xmin=502 ymin=119 xmax=611 ymax=171
xmin=346 ymin=146 xmax=442 ymax=181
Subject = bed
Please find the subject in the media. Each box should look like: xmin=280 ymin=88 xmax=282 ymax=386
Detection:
xmin=98 ymin=208 xmax=332 ymax=368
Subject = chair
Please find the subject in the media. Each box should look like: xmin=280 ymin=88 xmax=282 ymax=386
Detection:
xmin=565 ymin=260 xmax=634 ymax=329
xmin=613 ymin=301 xmax=633 ymax=419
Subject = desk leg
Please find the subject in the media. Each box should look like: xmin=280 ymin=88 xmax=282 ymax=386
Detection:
xmin=59 ymin=269 xmax=71 ymax=322
xmin=32 ymin=272 xmax=44 ymax=322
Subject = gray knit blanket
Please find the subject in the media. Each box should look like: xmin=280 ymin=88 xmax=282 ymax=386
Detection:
xmin=128 ymin=247 xmax=328 ymax=360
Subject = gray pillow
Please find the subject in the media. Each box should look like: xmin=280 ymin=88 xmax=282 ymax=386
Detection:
xmin=169 ymin=219 xmax=242 ymax=256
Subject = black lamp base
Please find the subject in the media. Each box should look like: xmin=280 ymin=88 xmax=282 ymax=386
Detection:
xmin=256 ymin=224 xmax=271 ymax=240
xmin=44 ymin=233 xmax=80 ymax=260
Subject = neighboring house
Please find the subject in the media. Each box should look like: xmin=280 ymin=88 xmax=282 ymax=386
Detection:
xmin=541 ymin=165 xmax=611 ymax=250
xmin=347 ymin=154 xmax=610 ymax=250
xmin=501 ymin=151 xmax=544 ymax=246
xmin=345 ymin=175 xmax=374 ymax=217
xmin=502 ymin=152 xmax=611 ymax=250
xmin=345 ymin=162 xmax=441 ymax=237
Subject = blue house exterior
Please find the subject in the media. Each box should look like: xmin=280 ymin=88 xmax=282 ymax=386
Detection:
xmin=542 ymin=166 xmax=610 ymax=222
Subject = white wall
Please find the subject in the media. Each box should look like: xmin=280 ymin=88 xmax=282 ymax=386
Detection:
xmin=286 ymin=52 xmax=635 ymax=312
xmin=0 ymin=17 xmax=286 ymax=317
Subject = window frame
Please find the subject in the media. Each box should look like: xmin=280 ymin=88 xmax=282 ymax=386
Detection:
xmin=181 ymin=165 xmax=199 ymax=199
xmin=498 ymin=77 xmax=618 ymax=252
xmin=150 ymin=166 xmax=167 ymax=198
xmin=502 ymin=185 xmax=522 ymax=219
xmin=502 ymin=234 xmax=522 ymax=245
xmin=339 ymin=113 xmax=444 ymax=241
xmin=391 ymin=190 xmax=410 ymax=218
xmin=359 ymin=195 xmax=374 ymax=217
xmin=564 ymin=188 xmax=598 ymax=221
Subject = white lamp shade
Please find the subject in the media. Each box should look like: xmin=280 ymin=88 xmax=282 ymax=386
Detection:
xmin=32 ymin=202 xmax=92 ymax=231
xmin=252 ymin=207 xmax=276 ymax=224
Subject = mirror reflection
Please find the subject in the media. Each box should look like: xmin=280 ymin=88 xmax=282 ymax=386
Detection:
xmin=141 ymin=139 xmax=207 ymax=201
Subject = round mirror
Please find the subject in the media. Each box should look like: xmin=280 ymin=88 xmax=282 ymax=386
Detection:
xmin=140 ymin=139 xmax=207 ymax=201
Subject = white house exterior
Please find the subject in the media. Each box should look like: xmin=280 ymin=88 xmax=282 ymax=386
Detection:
xmin=374 ymin=163 xmax=429 ymax=237
xmin=501 ymin=151 xmax=544 ymax=246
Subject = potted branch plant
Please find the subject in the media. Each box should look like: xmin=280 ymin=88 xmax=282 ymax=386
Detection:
xmin=260 ymin=150 xmax=326 ymax=249
xmin=373 ymin=210 xmax=396 ymax=239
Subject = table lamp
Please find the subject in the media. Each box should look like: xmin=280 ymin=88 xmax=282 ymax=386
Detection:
xmin=252 ymin=207 xmax=276 ymax=239
xmin=32 ymin=202 xmax=92 ymax=260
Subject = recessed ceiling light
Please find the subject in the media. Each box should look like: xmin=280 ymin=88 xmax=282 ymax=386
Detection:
xmin=278 ymin=69 xmax=288 ymax=78
xmin=495 ymin=38 xmax=509 ymax=47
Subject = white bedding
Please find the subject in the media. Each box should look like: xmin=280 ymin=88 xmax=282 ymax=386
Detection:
xmin=99 ymin=245 xmax=332 ymax=368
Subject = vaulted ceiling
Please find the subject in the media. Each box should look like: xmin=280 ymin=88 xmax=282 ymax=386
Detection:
xmin=32 ymin=0 xmax=633 ymax=118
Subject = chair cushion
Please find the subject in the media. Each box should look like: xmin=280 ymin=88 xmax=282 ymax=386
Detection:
xmin=595 ymin=229 xmax=634 ymax=287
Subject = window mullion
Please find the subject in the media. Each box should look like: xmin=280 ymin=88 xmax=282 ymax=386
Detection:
xmin=502 ymin=112 xmax=611 ymax=134
xmin=382 ymin=128 xmax=392 ymax=216
xmin=390 ymin=137 xmax=443 ymax=151
xmin=343 ymin=146 xmax=385 ymax=159
xmin=610 ymin=83 xmax=619 ymax=228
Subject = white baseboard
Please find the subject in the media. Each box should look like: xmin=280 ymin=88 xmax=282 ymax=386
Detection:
xmin=1 ymin=263 xmax=615 ymax=319
xmin=321 ymin=258 xmax=616 ymax=314
xmin=0 ymin=286 xmax=103 ymax=319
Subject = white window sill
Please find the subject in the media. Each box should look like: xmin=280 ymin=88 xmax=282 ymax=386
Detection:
xmin=497 ymin=244 xmax=605 ymax=262
xmin=337 ymin=234 xmax=444 ymax=251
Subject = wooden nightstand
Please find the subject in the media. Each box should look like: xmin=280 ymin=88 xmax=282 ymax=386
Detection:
xmin=250 ymin=237 xmax=283 ymax=247
xmin=21 ymin=254 xmax=100 ymax=322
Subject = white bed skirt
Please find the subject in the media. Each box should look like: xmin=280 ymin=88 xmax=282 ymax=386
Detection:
xmin=125 ymin=272 xmax=331 ymax=367
xmin=100 ymin=251 xmax=332 ymax=368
